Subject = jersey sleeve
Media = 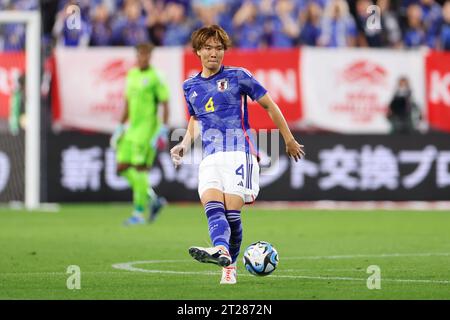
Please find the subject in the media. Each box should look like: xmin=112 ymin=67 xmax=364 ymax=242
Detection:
xmin=183 ymin=81 xmax=195 ymax=116
xmin=237 ymin=68 xmax=267 ymax=101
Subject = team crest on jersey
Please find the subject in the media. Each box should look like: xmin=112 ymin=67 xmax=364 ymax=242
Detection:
xmin=216 ymin=79 xmax=229 ymax=92
xmin=142 ymin=78 xmax=149 ymax=86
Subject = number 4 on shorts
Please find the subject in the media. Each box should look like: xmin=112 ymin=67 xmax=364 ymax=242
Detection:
xmin=235 ymin=164 xmax=244 ymax=179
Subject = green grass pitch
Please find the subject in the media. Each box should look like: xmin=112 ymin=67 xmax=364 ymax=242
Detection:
xmin=1 ymin=204 xmax=449 ymax=300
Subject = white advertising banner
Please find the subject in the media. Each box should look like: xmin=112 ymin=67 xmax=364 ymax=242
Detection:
xmin=301 ymin=47 xmax=425 ymax=133
xmin=54 ymin=47 xmax=184 ymax=133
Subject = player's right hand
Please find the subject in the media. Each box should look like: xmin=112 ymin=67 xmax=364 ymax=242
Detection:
xmin=110 ymin=124 xmax=125 ymax=149
xmin=170 ymin=144 xmax=186 ymax=168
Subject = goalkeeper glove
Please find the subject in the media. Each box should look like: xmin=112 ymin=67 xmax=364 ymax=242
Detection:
xmin=110 ymin=124 xmax=126 ymax=149
xmin=151 ymin=125 xmax=169 ymax=151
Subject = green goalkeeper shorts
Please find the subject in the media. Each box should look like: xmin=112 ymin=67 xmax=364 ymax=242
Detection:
xmin=116 ymin=137 xmax=156 ymax=167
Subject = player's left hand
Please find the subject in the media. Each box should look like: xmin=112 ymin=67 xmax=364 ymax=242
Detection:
xmin=286 ymin=138 xmax=305 ymax=162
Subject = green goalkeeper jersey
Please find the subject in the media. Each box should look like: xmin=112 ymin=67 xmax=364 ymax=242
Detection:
xmin=124 ymin=66 xmax=169 ymax=143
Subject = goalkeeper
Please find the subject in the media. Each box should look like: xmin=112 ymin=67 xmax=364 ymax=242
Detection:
xmin=110 ymin=43 xmax=170 ymax=225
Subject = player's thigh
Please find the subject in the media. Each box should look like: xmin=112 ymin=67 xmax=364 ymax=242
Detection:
xmin=198 ymin=154 xmax=224 ymax=202
xmin=116 ymin=138 xmax=132 ymax=164
xmin=129 ymin=142 xmax=152 ymax=166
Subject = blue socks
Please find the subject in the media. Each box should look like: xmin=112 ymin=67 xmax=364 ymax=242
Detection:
xmin=204 ymin=202 xmax=243 ymax=264
xmin=205 ymin=201 xmax=230 ymax=251
xmin=225 ymin=210 xmax=242 ymax=264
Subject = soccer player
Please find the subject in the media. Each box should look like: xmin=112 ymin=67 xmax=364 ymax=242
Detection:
xmin=110 ymin=42 xmax=169 ymax=225
xmin=170 ymin=25 xmax=305 ymax=284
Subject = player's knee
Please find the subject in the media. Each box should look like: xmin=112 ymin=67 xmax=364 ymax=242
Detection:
xmin=224 ymin=193 xmax=244 ymax=211
xmin=201 ymin=189 xmax=225 ymax=205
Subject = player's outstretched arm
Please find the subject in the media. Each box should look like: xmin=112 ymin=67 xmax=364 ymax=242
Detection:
xmin=257 ymin=93 xmax=305 ymax=162
xmin=170 ymin=116 xmax=199 ymax=167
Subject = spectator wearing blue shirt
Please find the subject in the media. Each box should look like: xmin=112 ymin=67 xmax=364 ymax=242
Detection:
xmin=216 ymin=0 xmax=239 ymax=37
xmin=90 ymin=3 xmax=113 ymax=46
xmin=2 ymin=23 xmax=26 ymax=51
xmin=403 ymin=4 xmax=427 ymax=47
xmin=232 ymin=0 xmax=265 ymax=49
xmin=420 ymin=0 xmax=443 ymax=47
xmin=192 ymin=0 xmax=223 ymax=27
xmin=111 ymin=1 xmax=149 ymax=46
xmin=0 ymin=0 xmax=38 ymax=51
xmin=162 ymin=2 xmax=193 ymax=46
xmin=298 ymin=1 xmax=323 ymax=46
xmin=265 ymin=0 xmax=299 ymax=48
xmin=318 ymin=0 xmax=357 ymax=47
xmin=437 ymin=0 xmax=450 ymax=50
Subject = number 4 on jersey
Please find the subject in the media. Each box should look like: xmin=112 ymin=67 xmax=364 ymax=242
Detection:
xmin=205 ymin=97 xmax=215 ymax=112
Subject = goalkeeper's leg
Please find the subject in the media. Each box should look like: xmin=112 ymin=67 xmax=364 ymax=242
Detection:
xmin=145 ymin=146 xmax=166 ymax=222
xmin=119 ymin=166 xmax=147 ymax=225
xmin=116 ymin=139 xmax=149 ymax=225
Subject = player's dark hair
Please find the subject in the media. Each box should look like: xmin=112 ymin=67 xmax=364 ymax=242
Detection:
xmin=191 ymin=25 xmax=232 ymax=53
xmin=135 ymin=42 xmax=154 ymax=53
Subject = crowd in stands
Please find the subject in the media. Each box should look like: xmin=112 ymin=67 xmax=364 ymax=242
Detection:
xmin=1 ymin=0 xmax=449 ymax=50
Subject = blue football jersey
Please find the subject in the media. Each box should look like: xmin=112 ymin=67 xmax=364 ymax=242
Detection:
xmin=183 ymin=66 xmax=267 ymax=159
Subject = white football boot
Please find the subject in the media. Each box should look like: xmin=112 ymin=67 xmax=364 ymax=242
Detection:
xmin=188 ymin=245 xmax=232 ymax=267
xmin=220 ymin=263 xmax=237 ymax=284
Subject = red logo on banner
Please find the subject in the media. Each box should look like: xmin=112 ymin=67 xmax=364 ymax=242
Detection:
xmin=331 ymin=59 xmax=388 ymax=123
xmin=0 ymin=52 xmax=25 ymax=119
xmin=96 ymin=59 xmax=134 ymax=83
xmin=426 ymin=51 xmax=450 ymax=133
xmin=183 ymin=49 xmax=302 ymax=129
xmin=340 ymin=60 xmax=387 ymax=86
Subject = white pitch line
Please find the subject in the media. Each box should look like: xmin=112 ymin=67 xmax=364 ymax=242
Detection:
xmin=264 ymin=274 xmax=450 ymax=285
xmin=283 ymin=252 xmax=450 ymax=260
xmin=0 ymin=271 xmax=126 ymax=276
xmin=111 ymin=253 xmax=450 ymax=285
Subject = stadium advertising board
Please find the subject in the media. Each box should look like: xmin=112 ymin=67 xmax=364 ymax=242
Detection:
xmin=46 ymin=132 xmax=450 ymax=202
xmin=51 ymin=47 xmax=436 ymax=134
xmin=301 ymin=47 xmax=425 ymax=133
xmin=426 ymin=51 xmax=450 ymax=133
xmin=52 ymin=47 xmax=184 ymax=132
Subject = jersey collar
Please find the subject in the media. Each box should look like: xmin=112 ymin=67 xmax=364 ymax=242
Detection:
xmin=197 ymin=65 xmax=224 ymax=81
